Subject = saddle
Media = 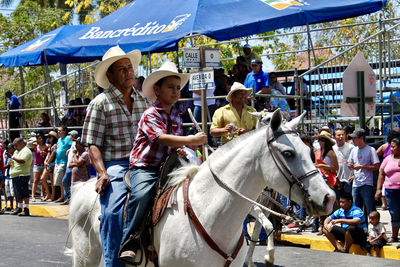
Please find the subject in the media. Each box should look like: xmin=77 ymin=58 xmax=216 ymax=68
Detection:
xmin=120 ymin=150 xmax=188 ymax=266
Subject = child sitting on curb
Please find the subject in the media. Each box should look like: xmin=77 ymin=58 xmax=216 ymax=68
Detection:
xmin=367 ymin=211 xmax=388 ymax=256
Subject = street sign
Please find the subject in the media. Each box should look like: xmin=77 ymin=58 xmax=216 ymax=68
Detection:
xmin=204 ymin=48 xmax=220 ymax=68
xmin=189 ymin=70 xmax=214 ymax=91
xmin=183 ymin=48 xmax=201 ymax=68
xmin=341 ymin=52 xmax=376 ymax=117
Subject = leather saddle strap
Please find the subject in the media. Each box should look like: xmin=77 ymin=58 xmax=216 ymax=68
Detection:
xmin=183 ymin=178 xmax=244 ymax=267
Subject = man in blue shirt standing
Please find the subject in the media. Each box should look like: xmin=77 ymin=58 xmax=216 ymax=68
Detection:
xmin=322 ymin=192 xmax=368 ymax=253
xmin=244 ymin=59 xmax=270 ymax=111
xmin=5 ymin=90 xmax=21 ymax=142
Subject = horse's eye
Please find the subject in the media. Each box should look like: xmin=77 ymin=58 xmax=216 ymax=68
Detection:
xmin=282 ymin=151 xmax=294 ymax=158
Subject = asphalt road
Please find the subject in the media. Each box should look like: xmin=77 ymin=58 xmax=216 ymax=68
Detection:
xmin=1 ymin=213 xmax=399 ymax=267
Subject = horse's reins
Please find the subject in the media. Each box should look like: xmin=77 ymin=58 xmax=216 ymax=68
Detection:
xmin=266 ymin=127 xmax=318 ymax=204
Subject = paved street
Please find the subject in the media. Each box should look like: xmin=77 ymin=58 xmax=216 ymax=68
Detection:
xmin=1 ymin=212 xmax=399 ymax=267
xmin=249 ymin=245 xmax=399 ymax=266
xmin=0 ymin=214 xmax=72 ymax=267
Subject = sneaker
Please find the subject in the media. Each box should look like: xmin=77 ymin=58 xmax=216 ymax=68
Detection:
xmin=5 ymin=207 xmax=12 ymax=211
xmin=0 ymin=209 xmax=4 ymax=215
xmin=311 ymin=224 xmax=319 ymax=233
xmin=119 ymin=250 xmax=136 ymax=264
xmin=11 ymin=208 xmax=22 ymax=215
xmin=18 ymin=208 xmax=30 ymax=216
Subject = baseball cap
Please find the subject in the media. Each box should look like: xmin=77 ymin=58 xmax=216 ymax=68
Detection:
xmin=243 ymin=44 xmax=251 ymax=49
xmin=251 ymin=59 xmax=262 ymax=65
xmin=349 ymin=128 xmax=366 ymax=139
xmin=69 ymin=130 xmax=80 ymax=140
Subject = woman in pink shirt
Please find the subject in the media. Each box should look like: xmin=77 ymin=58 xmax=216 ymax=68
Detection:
xmin=376 ymin=138 xmax=400 ymax=243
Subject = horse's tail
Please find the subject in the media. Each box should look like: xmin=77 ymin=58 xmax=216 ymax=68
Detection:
xmin=167 ymin=163 xmax=200 ymax=188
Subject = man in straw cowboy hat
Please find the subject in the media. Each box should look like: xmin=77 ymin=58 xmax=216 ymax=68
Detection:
xmin=119 ymin=61 xmax=207 ymax=263
xmin=210 ymin=82 xmax=257 ymax=145
xmin=81 ymin=45 xmax=150 ymax=267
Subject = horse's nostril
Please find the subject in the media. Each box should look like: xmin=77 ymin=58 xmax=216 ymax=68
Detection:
xmin=323 ymin=193 xmax=332 ymax=206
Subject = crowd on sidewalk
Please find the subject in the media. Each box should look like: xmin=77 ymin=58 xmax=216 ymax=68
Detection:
xmin=0 ymin=126 xmax=91 ymax=216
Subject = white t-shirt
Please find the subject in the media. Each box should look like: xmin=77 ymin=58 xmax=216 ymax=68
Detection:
xmin=333 ymin=142 xmax=355 ymax=182
xmin=368 ymin=222 xmax=388 ymax=240
xmin=67 ymin=141 xmax=76 ymax=164
xmin=348 ymin=145 xmax=379 ymax=187
xmin=193 ymin=87 xmax=216 ymax=106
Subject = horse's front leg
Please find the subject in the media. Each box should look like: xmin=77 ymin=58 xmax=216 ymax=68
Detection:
xmin=257 ymin=210 xmax=275 ymax=267
xmin=245 ymin=207 xmax=261 ymax=267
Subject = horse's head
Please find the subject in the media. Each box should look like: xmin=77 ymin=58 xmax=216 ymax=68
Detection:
xmin=261 ymin=109 xmax=336 ymax=216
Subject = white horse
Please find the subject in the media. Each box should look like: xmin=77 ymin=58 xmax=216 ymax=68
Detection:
xmin=69 ymin=109 xmax=336 ymax=267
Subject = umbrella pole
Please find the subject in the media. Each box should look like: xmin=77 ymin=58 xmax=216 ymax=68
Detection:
xmin=43 ymin=49 xmax=59 ymax=127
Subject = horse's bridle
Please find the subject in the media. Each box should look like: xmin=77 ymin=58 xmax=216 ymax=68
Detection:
xmin=266 ymin=126 xmax=318 ymax=203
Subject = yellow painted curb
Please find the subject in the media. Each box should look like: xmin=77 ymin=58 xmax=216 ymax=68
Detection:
xmin=30 ymin=205 xmax=69 ymax=220
xmin=280 ymin=233 xmax=400 ymax=260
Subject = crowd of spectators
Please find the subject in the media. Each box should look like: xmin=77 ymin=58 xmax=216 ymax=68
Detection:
xmin=0 ymin=125 xmax=92 ymax=215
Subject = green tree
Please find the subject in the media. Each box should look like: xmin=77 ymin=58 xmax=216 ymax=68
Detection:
xmin=0 ymin=1 xmax=67 ymax=129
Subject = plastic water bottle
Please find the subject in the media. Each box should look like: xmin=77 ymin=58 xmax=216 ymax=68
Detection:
xmin=229 ymin=122 xmax=236 ymax=135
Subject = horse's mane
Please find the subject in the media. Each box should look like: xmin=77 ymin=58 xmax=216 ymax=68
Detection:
xmin=167 ymin=163 xmax=200 ymax=187
xmin=166 ymin=126 xmax=267 ymax=188
xmin=208 ymin=126 xmax=266 ymax=161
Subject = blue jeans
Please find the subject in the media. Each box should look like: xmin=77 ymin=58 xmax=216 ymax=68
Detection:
xmin=99 ymin=160 xmax=129 ymax=267
xmin=121 ymin=167 xmax=158 ymax=249
xmin=385 ymin=189 xmax=400 ymax=227
xmin=352 ymin=185 xmax=376 ymax=216
xmin=62 ymin=167 xmax=72 ymax=202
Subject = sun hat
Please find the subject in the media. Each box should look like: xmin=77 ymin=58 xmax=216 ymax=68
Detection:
xmin=226 ymin=82 xmax=252 ymax=102
xmin=94 ymin=45 xmax=141 ymax=89
xmin=142 ymin=62 xmax=189 ymax=102
xmin=314 ymin=130 xmax=335 ymax=145
xmin=45 ymin=130 xmax=58 ymax=139
xmin=318 ymin=125 xmax=331 ymax=134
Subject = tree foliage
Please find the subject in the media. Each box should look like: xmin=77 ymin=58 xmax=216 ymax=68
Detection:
xmin=0 ymin=1 xmax=67 ymax=126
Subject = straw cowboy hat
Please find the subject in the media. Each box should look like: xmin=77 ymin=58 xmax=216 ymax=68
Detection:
xmin=94 ymin=46 xmax=141 ymax=89
xmin=314 ymin=130 xmax=335 ymax=145
xmin=45 ymin=130 xmax=58 ymax=139
xmin=142 ymin=62 xmax=189 ymax=102
xmin=226 ymin=82 xmax=252 ymax=102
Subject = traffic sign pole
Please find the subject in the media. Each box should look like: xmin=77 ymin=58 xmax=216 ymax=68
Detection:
xmin=357 ymin=71 xmax=366 ymax=129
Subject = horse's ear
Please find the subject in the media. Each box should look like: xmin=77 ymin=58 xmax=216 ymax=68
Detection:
xmin=286 ymin=111 xmax=306 ymax=131
xmin=270 ymin=108 xmax=282 ymax=132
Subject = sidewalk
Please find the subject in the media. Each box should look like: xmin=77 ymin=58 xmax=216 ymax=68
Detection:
xmin=1 ymin=199 xmax=69 ymax=220
xmin=278 ymin=207 xmax=400 ymax=260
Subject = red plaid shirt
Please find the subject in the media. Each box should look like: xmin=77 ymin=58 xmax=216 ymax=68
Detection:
xmin=129 ymin=100 xmax=183 ymax=168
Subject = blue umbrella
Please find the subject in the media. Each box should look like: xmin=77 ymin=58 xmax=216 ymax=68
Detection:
xmin=46 ymin=0 xmax=387 ymax=62
xmin=0 ymin=25 xmax=86 ymax=67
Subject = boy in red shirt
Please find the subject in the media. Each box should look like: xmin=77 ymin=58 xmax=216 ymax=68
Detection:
xmin=119 ymin=62 xmax=207 ymax=263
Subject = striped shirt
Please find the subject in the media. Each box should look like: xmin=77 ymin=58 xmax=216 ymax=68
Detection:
xmin=129 ymin=100 xmax=183 ymax=169
xmin=82 ymin=85 xmax=150 ymax=161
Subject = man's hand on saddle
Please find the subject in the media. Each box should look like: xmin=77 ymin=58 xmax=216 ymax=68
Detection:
xmin=190 ymin=132 xmax=208 ymax=145
xmin=95 ymin=173 xmax=111 ymax=196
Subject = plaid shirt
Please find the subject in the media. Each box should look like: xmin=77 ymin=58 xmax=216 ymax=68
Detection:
xmin=82 ymin=85 xmax=150 ymax=161
xmin=130 ymin=100 xmax=183 ymax=168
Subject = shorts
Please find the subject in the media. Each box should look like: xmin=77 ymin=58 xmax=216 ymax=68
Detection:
xmin=371 ymin=238 xmax=387 ymax=249
xmin=33 ymin=164 xmax=45 ymax=173
xmin=12 ymin=176 xmax=30 ymax=200
xmin=54 ymin=163 xmax=66 ymax=186
xmin=331 ymin=225 xmax=367 ymax=246
xmin=46 ymin=162 xmax=55 ymax=173
xmin=4 ymin=178 xmax=14 ymax=197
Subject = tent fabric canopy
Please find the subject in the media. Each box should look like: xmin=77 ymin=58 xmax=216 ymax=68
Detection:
xmin=0 ymin=0 xmax=387 ymax=66
xmin=0 ymin=25 xmax=86 ymax=67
